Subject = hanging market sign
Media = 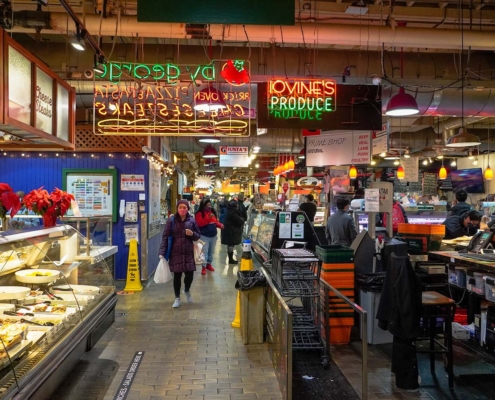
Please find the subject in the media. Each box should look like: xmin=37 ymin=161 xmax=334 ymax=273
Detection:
xmin=96 ymin=59 xmax=249 ymax=85
xmin=306 ymin=131 xmax=371 ymax=167
xmin=267 ymin=79 xmax=336 ymax=121
xmin=372 ymin=123 xmax=389 ymax=156
xmin=93 ymin=82 xmax=255 ymax=136
xmin=219 ymin=146 xmax=249 ymax=167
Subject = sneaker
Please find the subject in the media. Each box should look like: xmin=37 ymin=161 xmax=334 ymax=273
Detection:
xmin=172 ymin=298 xmax=180 ymax=308
xmin=201 ymin=267 xmax=206 ymax=275
xmin=206 ymin=264 xmax=215 ymax=272
xmin=183 ymin=290 xmax=193 ymax=303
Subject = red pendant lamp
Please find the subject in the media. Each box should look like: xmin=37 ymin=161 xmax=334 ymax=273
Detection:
xmin=194 ymin=86 xmax=227 ymax=112
xmin=385 ymin=87 xmax=419 ymax=116
xmin=202 ymin=144 xmax=219 ymax=158
xmin=397 ymin=165 xmax=405 ymax=180
xmin=349 ymin=165 xmax=357 ymax=179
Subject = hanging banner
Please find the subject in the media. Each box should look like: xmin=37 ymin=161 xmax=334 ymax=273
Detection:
xmin=306 ymin=131 xmax=371 ymax=167
xmin=219 ymin=146 xmax=249 ymax=167
xmin=402 ymin=157 xmax=419 ymax=182
xmin=372 ymin=123 xmax=389 ymax=156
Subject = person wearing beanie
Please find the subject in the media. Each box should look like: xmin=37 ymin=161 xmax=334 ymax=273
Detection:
xmin=221 ymin=200 xmax=245 ymax=264
xmin=159 ymin=199 xmax=201 ymax=308
xmin=195 ymin=198 xmax=224 ymax=275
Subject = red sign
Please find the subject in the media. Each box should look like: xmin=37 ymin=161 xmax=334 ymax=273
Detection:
xmin=282 ymin=182 xmax=290 ymax=194
xmin=302 ymin=129 xmax=321 ymax=137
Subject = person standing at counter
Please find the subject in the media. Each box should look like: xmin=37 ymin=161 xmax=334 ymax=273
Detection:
xmin=449 ymin=190 xmax=472 ymax=216
xmin=298 ymin=194 xmax=317 ymax=224
xmin=442 ymin=210 xmax=482 ymax=239
xmin=325 ymin=197 xmax=358 ymax=246
xmin=221 ymin=200 xmax=245 ymax=265
xmin=195 ymin=198 xmax=224 ymax=275
xmin=159 ymin=199 xmax=201 ymax=308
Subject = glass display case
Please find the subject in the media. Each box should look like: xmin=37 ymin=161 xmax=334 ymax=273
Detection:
xmin=245 ymin=211 xmax=276 ymax=261
xmin=314 ymin=207 xmax=327 ymax=227
xmin=0 ymin=225 xmax=117 ymax=399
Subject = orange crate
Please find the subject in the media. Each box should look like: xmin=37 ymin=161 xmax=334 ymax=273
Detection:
xmin=398 ymin=223 xmax=445 ymax=236
xmin=321 ymin=273 xmax=354 ymax=286
xmin=322 ymin=325 xmax=352 ymax=344
xmin=321 ymin=263 xmax=354 ymax=272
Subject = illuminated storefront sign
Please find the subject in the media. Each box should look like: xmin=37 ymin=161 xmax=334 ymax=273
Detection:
xmin=267 ymin=79 xmax=336 ymax=121
xmin=95 ymin=59 xmax=249 ymax=85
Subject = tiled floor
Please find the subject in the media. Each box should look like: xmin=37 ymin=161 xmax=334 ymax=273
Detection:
xmin=54 ymin=247 xmax=283 ymax=400
xmin=53 ymin=242 xmax=488 ymax=400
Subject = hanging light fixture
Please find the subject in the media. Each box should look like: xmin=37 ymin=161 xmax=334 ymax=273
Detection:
xmin=446 ymin=127 xmax=481 ymax=147
xmin=422 ymin=159 xmax=428 ymax=166
xmin=438 ymin=165 xmax=447 ymax=180
xmin=349 ymin=165 xmax=357 ymax=179
xmin=252 ymin=140 xmax=261 ymax=153
xmin=70 ymin=24 xmax=86 ymax=51
xmin=393 ymin=159 xmax=400 ymax=166
xmin=397 ymin=165 xmax=405 ymax=180
xmin=194 ymin=86 xmax=227 ymax=112
xmin=288 ymin=158 xmax=295 ymax=171
xmin=198 ymin=137 xmax=221 ymax=143
xmin=385 ymin=87 xmax=419 ymax=116
xmin=485 ymin=126 xmax=493 ymax=181
xmin=370 ymin=159 xmax=376 ymax=166
xmin=202 ymin=144 xmax=219 ymax=158
xmin=298 ymin=148 xmax=306 ymax=159
xmin=403 ymin=148 xmax=411 ymax=158
xmin=450 ymin=159 xmax=457 ymax=167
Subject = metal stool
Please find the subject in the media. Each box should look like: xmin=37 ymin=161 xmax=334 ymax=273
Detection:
xmin=418 ymin=291 xmax=456 ymax=389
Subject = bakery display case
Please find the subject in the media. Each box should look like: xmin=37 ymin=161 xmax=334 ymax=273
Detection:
xmin=0 ymin=224 xmax=117 ymax=399
xmin=246 ymin=211 xmax=276 ymax=261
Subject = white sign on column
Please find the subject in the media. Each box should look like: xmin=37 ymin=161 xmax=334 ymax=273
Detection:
xmin=402 ymin=157 xmax=419 ymax=182
xmin=306 ymin=131 xmax=371 ymax=167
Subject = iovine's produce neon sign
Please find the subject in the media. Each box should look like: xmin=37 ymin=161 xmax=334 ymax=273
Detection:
xmin=268 ymin=79 xmax=336 ymax=120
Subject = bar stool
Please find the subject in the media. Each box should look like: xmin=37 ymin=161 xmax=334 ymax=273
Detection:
xmin=417 ymin=291 xmax=455 ymax=389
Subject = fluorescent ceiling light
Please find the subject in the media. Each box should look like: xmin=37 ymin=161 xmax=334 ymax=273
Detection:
xmin=198 ymin=137 xmax=221 ymax=143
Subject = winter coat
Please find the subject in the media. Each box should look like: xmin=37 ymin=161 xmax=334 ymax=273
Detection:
xmin=195 ymin=209 xmax=222 ymax=237
xmin=218 ymin=201 xmax=228 ymax=224
xmin=449 ymin=202 xmax=472 ymax=217
xmin=159 ymin=213 xmax=201 ymax=273
xmin=442 ymin=213 xmax=478 ymax=239
xmin=376 ymin=253 xmax=422 ymax=339
xmin=221 ymin=202 xmax=245 ymax=246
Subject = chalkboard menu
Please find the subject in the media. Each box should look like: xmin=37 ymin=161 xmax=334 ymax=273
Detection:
xmin=408 ymin=180 xmax=423 ymax=192
xmin=438 ymin=175 xmax=453 ymax=191
xmin=422 ymin=172 xmax=438 ymax=196
xmin=393 ymin=177 xmax=408 ymax=193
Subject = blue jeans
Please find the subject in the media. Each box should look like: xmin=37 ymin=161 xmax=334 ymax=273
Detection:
xmin=200 ymin=234 xmax=217 ymax=266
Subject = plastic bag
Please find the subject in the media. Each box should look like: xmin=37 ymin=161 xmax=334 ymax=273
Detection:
xmin=235 ymin=270 xmax=267 ymax=290
xmin=194 ymin=240 xmax=206 ymax=265
xmin=154 ymin=258 xmax=172 ymax=284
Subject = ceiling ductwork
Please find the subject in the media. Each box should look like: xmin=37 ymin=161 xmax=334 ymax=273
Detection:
xmin=9 ymin=13 xmax=495 ymax=51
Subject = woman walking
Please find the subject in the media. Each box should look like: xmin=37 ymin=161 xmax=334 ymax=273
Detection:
xmin=221 ymin=200 xmax=245 ymax=265
xmin=195 ymin=198 xmax=224 ymax=275
xmin=159 ymin=199 xmax=201 ymax=308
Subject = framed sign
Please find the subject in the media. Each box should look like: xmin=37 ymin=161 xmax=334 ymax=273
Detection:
xmin=62 ymin=169 xmax=118 ymax=222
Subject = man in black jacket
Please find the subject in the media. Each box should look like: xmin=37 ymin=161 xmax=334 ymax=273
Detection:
xmin=442 ymin=210 xmax=482 ymax=239
xmin=449 ymin=190 xmax=472 ymax=216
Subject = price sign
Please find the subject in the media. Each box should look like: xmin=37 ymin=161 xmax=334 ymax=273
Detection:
xmin=422 ymin=172 xmax=438 ymax=196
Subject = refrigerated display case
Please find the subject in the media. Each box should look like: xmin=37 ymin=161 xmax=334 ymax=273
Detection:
xmin=245 ymin=211 xmax=276 ymax=261
xmin=0 ymin=224 xmax=117 ymax=399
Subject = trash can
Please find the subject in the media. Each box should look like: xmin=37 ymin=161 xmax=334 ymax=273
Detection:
xmin=237 ymin=271 xmax=266 ymax=344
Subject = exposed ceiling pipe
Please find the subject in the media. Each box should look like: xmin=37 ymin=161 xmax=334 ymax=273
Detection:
xmin=10 ymin=13 xmax=495 ymax=51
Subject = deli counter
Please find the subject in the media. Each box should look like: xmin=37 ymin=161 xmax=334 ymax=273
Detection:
xmin=0 ymin=224 xmax=117 ymax=399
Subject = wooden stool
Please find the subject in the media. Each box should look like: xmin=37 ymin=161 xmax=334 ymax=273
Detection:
xmin=418 ymin=291 xmax=456 ymax=389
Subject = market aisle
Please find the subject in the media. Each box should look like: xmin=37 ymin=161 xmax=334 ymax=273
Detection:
xmin=53 ymin=246 xmax=283 ymax=400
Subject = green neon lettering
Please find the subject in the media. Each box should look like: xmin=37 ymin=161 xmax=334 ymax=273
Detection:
xmin=315 ymin=111 xmax=322 ymax=120
xmin=306 ymin=98 xmax=315 ymax=111
xmin=279 ymin=97 xmax=287 ymax=110
xmin=325 ymin=98 xmax=333 ymax=111
xmin=109 ymin=64 xmax=122 ymax=83
xmin=167 ymin=64 xmax=180 ymax=84
xmin=134 ymin=64 xmax=151 ymax=80
xmin=201 ymin=65 xmax=215 ymax=81
xmin=152 ymin=65 xmax=165 ymax=81
xmin=288 ymin=97 xmax=296 ymax=110
xmin=189 ymin=65 xmax=202 ymax=81
xmin=307 ymin=111 xmax=314 ymax=120
xmin=121 ymin=63 xmax=132 ymax=76
xmin=316 ymin=98 xmax=324 ymax=111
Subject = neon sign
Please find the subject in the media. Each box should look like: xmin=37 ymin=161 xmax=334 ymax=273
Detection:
xmin=268 ymin=79 xmax=336 ymax=120
xmin=95 ymin=60 xmax=249 ymax=85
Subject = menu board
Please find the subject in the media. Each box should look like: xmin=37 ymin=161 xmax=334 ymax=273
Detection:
xmin=438 ymin=175 xmax=453 ymax=191
xmin=63 ymin=169 xmax=118 ymax=222
xmin=393 ymin=177 xmax=408 ymax=193
xmin=408 ymin=180 xmax=423 ymax=193
xmin=422 ymin=172 xmax=438 ymax=196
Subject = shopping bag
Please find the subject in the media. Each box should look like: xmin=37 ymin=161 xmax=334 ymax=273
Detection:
xmin=154 ymin=258 xmax=172 ymax=284
xmin=194 ymin=240 xmax=206 ymax=265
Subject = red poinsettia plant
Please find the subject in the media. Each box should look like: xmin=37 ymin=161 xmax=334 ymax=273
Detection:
xmin=0 ymin=183 xmax=21 ymax=218
xmin=23 ymin=187 xmax=74 ymax=227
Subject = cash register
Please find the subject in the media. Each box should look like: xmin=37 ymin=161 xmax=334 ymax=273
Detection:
xmin=461 ymin=230 xmax=495 ymax=262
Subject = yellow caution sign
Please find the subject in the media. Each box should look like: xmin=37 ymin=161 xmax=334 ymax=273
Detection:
xmin=123 ymin=239 xmax=143 ymax=292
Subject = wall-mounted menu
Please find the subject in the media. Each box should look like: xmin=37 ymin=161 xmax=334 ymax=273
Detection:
xmin=438 ymin=175 xmax=453 ymax=191
xmin=393 ymin=177 xmax=408 ymax=193
xmin=422 ymin=172 xmax=438 ymax=196
xmin=408 ymin=180 xmax=423 ymax=192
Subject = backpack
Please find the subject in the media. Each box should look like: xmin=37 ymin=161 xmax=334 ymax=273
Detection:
xmin=382 ymin=202 xmax=406 ymax=232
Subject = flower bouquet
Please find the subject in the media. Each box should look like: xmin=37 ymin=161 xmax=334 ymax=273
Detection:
xmin=0 ymin=183 xmax=21 ymax=219
xmin=23 ymin=187 xmax=75 ymax=227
